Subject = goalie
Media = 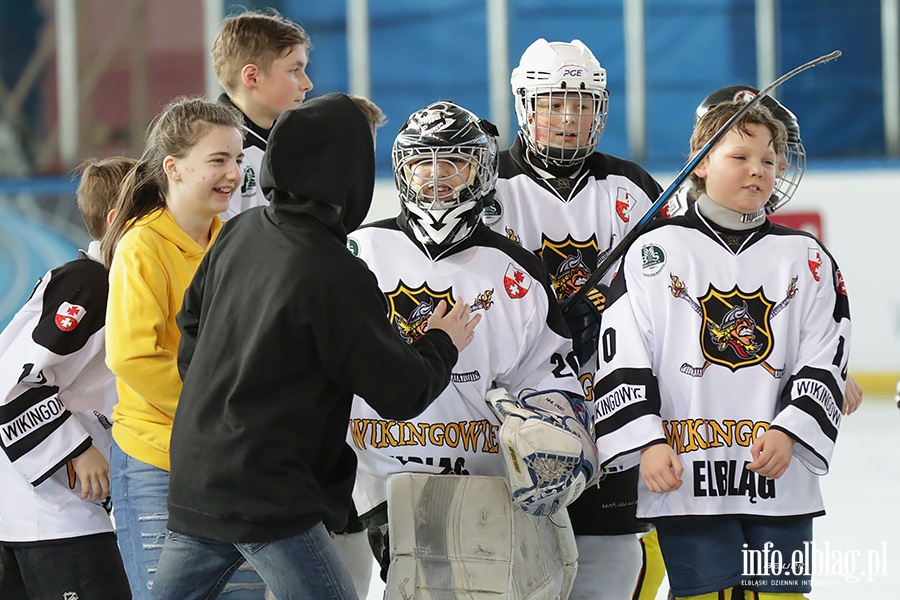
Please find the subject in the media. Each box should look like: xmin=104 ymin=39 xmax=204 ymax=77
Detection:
xmin=346 ymin=101 xmax=599 ymax=599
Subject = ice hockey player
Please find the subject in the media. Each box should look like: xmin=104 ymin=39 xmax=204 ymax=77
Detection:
xmin=594 ymin=98 xmax=850 ymax=600
xmin=483 ymin=38 xmax=662 ymax=599
xmin=347 ymin=100 xmax=598 ymax=599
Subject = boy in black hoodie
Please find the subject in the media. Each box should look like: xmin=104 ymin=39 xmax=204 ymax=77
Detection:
xmin=151 ymin=94 xmax=480 ymax=600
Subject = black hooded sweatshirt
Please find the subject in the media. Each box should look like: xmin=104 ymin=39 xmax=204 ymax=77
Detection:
xmin=167 ymin=94 xmax=459 ymax=543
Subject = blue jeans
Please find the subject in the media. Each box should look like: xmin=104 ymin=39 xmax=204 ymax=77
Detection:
xmin=655 ymin=516 xmax=813 ymax=596
xmin=110 ymin=440 xmax=267 ymax=600
xmin=152 ymin=522 xmax=358 ymax=600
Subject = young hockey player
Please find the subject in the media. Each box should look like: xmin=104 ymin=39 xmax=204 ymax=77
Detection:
xmin=211 ymin=9 xmax=313 ymax=219
xmin=346 ymin=101 xmax=598 ymax=596
xmin=594 ymin=99 xmax=850 ymax=599
xmin=483 ymin=38 xmax=662 ymax=599
xmin=150 ymin=94 xmax=480 ymax=600
xmin=0 ymin=157 xmax=134 ymax=600
xmin=633 ymin=85 xmax=863 ymax=600
xmin=677 ymin=85 xmax=863 ymax=417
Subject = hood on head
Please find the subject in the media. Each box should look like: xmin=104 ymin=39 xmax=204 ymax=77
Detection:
xmin=260 ymin=93 xmax=375 ymax=238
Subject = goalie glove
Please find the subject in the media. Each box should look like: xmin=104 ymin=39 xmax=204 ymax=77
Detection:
xmin=487 ymin=388 xmax=599 ymax=516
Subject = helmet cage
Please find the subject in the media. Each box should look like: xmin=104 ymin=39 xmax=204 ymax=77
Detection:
xmin=696 ymin=86 xmax=807 ymax=213
xmin=768 ymin=139 xmax=806 ymax=213
xmin=516 ymin=88 xmax=609 ymax=166
xmin=511 ymin=39 xmax=609 ymax=166
xmin=394 ymin=146 xmax=494 ymax=248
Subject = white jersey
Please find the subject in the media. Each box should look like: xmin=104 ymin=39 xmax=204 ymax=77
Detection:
xmin=346 ymin=220 xmax=582 ymax=515
xmin=222 ymin=116 xmax=268 ymax=220
xmin=488 ymin=136 xmax=664 ymax=536
xmin=594 ymin=205 xmax=851 ymax=519
xmin=486 ymin=136 xmax=662 ymax=298
xmin=0 ymin=243 xmax=116 ymax=542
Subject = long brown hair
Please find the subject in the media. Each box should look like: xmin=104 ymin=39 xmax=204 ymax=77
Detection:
xmin=100 ymin=97 xmax=243 ymax=266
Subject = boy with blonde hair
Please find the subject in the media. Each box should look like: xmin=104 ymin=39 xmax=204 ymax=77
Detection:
xmin=594 ymin=100 xmax=850 ymax=599
xmin=212 ymin=9 xmax=313 ymax=218
xmin=0 ymin=157 xmax=135 ymax=599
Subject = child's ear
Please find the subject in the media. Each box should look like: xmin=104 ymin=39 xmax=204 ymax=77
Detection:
xmin=106 ymin=209 xmax=116 ymax=226
xmin=694 ymin=157 xmax=708 ymax=179
xmin=240 ymin=64 xmax=260 ymax=90
xmin=162 ymin=156 xmax=180 ymax=182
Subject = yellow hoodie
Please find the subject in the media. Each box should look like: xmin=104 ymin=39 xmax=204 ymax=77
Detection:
xmin=106 ymin=208 xmax=223 ymax=471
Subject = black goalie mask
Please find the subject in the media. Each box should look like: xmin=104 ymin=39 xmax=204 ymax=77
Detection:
xmin=697 ymin=86 xmax=806 ymax=214
xmin=393 ymin=101 xmax=499 ymax=250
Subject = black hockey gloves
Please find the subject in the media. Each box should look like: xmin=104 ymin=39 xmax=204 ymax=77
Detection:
xmin=563 ymin=283 xmax=609 ymax=367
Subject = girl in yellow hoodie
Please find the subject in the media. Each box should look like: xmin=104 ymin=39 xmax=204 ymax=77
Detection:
xmin=100 ymin=97 xmax=266 ymax=600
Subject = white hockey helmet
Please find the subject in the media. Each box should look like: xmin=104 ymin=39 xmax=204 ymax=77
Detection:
xmin=511 ymin=39 xmax=609 ymax=166
xmin=697 ymin=86 xmax=806 ymax=213
xmin=393 ymin=101 xmax=499 ymax=249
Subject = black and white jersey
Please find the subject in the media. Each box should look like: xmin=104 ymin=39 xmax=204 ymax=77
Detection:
xmin=346 ymin=221 xmax=582 ymax=515
xmin=594 ymin=206 xmax=850 ymax=519
xmin=486 ymin=136 xmax=662 ymax=298
xmin=0 ymin=244 xmax=115 ymax=542
xmin=487 ymin=135 xmax=663 ymax=535
xmin=219 ymin=94 xmax=269 ymax=220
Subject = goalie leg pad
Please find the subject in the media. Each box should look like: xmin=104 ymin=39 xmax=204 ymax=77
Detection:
xmin=385 ymin=473 xmax=578 ymax=600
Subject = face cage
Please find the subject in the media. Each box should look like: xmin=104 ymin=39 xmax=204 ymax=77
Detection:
xmin=767 ymin=141 xmax=806 ymax=214
xmin=516 ymin=87 xmax=609 ymax=166
xmin=394 ymin=146 xmax=490 ymax=211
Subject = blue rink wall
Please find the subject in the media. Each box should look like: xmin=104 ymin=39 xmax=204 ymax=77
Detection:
xmin=261 ymin=0 xmax=887 ymax=178
xmin=0 ymin=205 xmax=80 ymax=328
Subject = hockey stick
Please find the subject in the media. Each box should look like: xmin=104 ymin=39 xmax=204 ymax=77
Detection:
xmin=560 ymin=50 xmax=842 ymax=315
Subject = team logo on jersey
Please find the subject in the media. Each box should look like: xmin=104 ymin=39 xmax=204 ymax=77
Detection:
xmin=505 ymin=227 xmax=521 ymax=245
xmin=641 ymin=244 xmax=666 ymax=277
xmin=482 ymin=197 xmax=502 ymax=226
xmin=699 ymin=286 xmax=774 ymax=371
xmin=386 ymin=283 xmax=455 ymax=343
xmin=347 ymin=237 xmax=360 ymax=256
xmin=835 ymin=268 xmax=847 ymax=295
xmin=471 ymin=289 xmax=495 ymax=312
xmin=808 ymin=248 xmax=822 ymax=281
xmin=671 ymin=276 xmax=796 ymax=378
xmin=538 ymin=235 xmax=599 ymax=301
xmin=503 ymin=264 xmax=532 ymax=299
xmin=241 ymin=164 xmax=257 ymax=198
xmin=55 ymin=302 xmax=86 ymax=331
xmin=615 ymin=187 xmax=636 ymax=222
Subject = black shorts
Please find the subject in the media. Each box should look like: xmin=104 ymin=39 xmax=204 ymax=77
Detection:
xmin=566 ymin=466 xmax=650 ymax=535
xmin=1 ymin=533 xmax=131 ymax=600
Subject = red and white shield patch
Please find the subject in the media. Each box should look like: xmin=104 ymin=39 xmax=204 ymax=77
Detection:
xmin=808 ymin=248 xmax=822 ymax=281
xmin=503 ymin=264 xmax=531 ymax=299
xmin=835 ymin=268 xmax=847 ymax=295
xmin=55 ymin=302 xmax=86 ymax=331
xmin=615 ymin=187 xmax=635 ymax=223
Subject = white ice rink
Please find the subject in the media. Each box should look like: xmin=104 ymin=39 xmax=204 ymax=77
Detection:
xmin=365 ymin=397 xmax=900 ymax=599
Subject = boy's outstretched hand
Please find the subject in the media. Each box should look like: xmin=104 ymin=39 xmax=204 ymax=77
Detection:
xmin=748 ymin=429 xmax=795 ymax=479
xmin=427 ymin=298 xmax=481 ymax=353
xmin=640 ymin=443 xmax=683 ymax=493
xmin=70 ymin=445 xmax=111 ymax=502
